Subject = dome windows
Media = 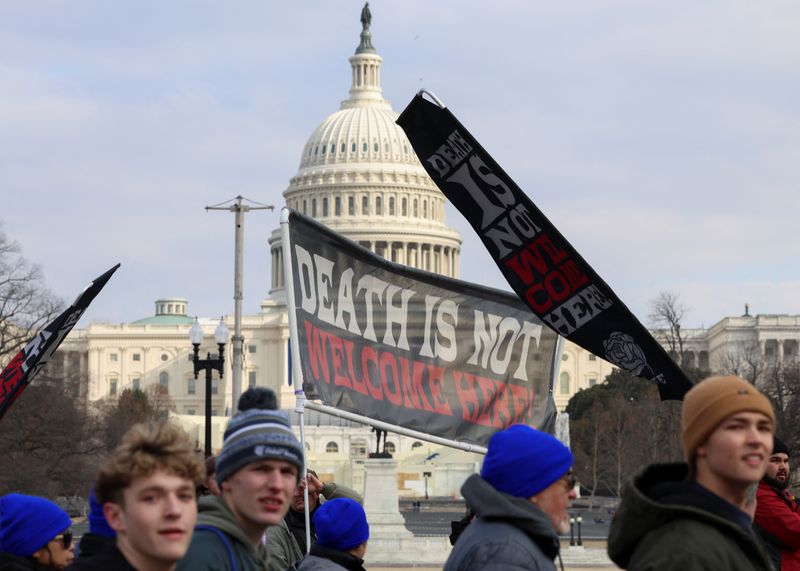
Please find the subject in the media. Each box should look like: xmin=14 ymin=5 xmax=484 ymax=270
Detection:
xmin=321 ymin=144 xmax=326 ymax=155
xmin=341 ymin=142 xmax=346 ymax=154
xmin=362 ymin=142 xmax=368 ymax=153
xmin=373 ymin=142 xmax=379 ymax=153
xmin=376 ymin=196 xmax=382 ymax=215
xmin=352 ymin=142 xmax=357 ymax=153
xmin=362 ymin=196 xmax=369 ymax=215
xmin=323 ymin=197 xmax=329 ymax=217
xmin=389 ymin=197 xmax=395 ymax=215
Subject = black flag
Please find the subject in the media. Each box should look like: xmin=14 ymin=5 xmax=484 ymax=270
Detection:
xmin=397 ymin=94 xmax=693 ymax=400
xmin=0 ymin=264 xmax=120 ymax=421
xmin=285 ymin=211 xmax=560 ymax=444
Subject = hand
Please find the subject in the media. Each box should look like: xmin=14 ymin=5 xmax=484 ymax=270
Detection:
xmin=306 ymin=472 xmax=324 ymax=494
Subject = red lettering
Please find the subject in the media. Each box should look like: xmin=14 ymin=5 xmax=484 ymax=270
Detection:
xmin=475 ymin=375 xmax=496 ymax=427
xmin=327 ymin=333 xmax=351 ymax=390
xmin=399 ymin=357 xmax=423 ymax=410
xmin=524 ymin=282 xmax=552 ymax=312
xmin=560 ymin=259 xmax=589 ymax=290
xmin=303 ymin=321 xmax=330 ymax=383
xmin=343 ymin=339 xmax=368 ymax=396
xmin=411 ymin=361 xmax=435 ymax=413
xmin=491 ymin=381 xmax=511 ymax=429
xmin=380 ymin=352 xmax=403 ymax=406
xmin=360 ymin=347 xmax=382 ymax=401
xmin=509 ymin=384 xmax=533 ymax=424
xmin=427 ymin=364 xmax=452 ymax=416
xmin=544 ymin=270 xmax=571 ymax=303
xmin=454 ymin=371 xmax=480 ymax=423
xmin=535 ymin=233 xmax=567 ymax=265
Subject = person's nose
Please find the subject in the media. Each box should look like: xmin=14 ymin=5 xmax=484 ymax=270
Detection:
xmin=164 ymin=494 xmax=182 ymax=517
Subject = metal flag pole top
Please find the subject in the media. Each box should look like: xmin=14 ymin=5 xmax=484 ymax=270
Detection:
xmin=417 ymin=88 xmax=446 ymax=109
xmin=280 ymin=207 xmax=312 ymax=553
xmin=206 ymin=195 xmax=273 ymax=417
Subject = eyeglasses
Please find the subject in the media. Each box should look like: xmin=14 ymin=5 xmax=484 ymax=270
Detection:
xmin=53 ymin=531 xmax=73 ymax=550
xmin=562 ymin=472 xmax=577 ymax=491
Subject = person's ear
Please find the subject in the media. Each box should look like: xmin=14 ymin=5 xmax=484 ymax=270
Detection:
xmin=104 ymin=502 xmax=126 ymax=533
xmin=30 ymin=546 xmax=48 ymax=564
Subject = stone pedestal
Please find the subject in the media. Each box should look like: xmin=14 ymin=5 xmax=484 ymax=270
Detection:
xmin=362 ymin=457 xmax=451 ymax=566
xmin=363 ymin=457 xmax=413 ymax=538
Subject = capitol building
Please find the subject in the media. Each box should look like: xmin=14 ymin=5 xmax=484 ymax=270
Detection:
xmin=55 ymin=9 xmax=798 ymax=497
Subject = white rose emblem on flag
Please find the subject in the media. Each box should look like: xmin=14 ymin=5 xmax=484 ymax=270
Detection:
xmin=603 ymin=332 xmax=651 ymax=376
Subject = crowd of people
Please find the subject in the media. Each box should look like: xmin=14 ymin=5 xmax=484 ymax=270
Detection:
xmin=0 ymin=376 xmax=797 ymax=570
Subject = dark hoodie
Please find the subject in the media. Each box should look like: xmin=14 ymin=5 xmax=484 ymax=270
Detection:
xmin=608 ymin=463 xmax=772 ymax=571
xmin=443 ymin=474 xmax=560 ymax=571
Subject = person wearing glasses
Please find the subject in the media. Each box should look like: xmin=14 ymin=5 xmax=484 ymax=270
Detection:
xmin=69 ymin=423 xmax=205 ymax=571
xmin=444 ymin=424 xmax=576 ymax=571
xmin=608 ymin=375 xmax=775 ymax=571
xmin=0 ymin=493 xmax=74 ymax=570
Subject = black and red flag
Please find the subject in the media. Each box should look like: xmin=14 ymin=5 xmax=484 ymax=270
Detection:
xmin=397 ymin=93 xmax=693 ymax=401
xmin=285 ymin=211 xmax=560 ymax=445
xmin=0 ymin=263 xmax=120 ymax=421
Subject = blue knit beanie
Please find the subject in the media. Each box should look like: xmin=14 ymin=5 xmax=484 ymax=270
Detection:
xmin=314 ymin=498 xmax=369 ymax=552
xmin=0 ymin=494 xmax=71 ymax=557
xmin=88 ymin=490 xmax=116 ymax=538
xmin=215 ymin=408 xmax=305 ymax=485
xmin=481 ymin=424 xmax=573 ymax=499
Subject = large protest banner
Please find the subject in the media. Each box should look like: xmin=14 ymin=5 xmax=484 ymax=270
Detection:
xmin=397 ymin=94 xmax=693 ymax=401
xmin=0 ymin=264 xmax=120 ymax=421
xmin=285 ymin=210 xmax=559 ymax=446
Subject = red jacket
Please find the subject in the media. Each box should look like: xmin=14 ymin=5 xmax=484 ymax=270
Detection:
xmin=755 ymin=480 xmax=800 ymax=571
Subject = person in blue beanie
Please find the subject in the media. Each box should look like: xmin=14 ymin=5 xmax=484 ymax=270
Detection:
xmin=0 ymin=494 xmax=74 ymax=570
xmin=444 ymin=424 xmax=576 ymax=571
xmin=293 ymin=498 xmax=368 ymax=571
xmin=71 ymin=491 xmax=115 ymax=563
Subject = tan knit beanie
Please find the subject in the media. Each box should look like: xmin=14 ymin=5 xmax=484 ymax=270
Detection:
xmin=682 ymin=375 xmax=775 ymax=461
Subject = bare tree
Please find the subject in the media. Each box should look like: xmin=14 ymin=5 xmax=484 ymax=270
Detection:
xmin=0 ymin=226 xmax=63 ymax=367
xmin=648 ymin=291 xmax=689 ymax=365
xmin=0 ymin=372 xmax=105 ymax=497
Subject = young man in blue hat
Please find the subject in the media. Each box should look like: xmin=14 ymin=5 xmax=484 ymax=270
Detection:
xmin=177 ymin=388 xmax=305 ymax=571
xmin=293 ymin=498 xmax=369 ymax=571
xmin=444 ymin=424 xmax=576 ymax=571
xmin=0 ymin=494 xmax=74 ymax=570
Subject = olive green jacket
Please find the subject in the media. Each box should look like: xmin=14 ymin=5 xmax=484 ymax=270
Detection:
xmin=265 ymin=482 xmax=363 ymax=571
xmin=608 ymin=463 xmax=773 ymax=571
xmin=177 ymin=495 xmax=270 ymax=571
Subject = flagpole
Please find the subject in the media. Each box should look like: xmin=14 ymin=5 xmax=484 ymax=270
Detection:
xmin=280 ymin=208 xmax=312 ymax=553
xmin=304 ymin=401 xmax=488 ymax=455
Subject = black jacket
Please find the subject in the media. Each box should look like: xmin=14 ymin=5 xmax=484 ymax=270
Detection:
xmin=74 ymin=533 xmax=115 ymax=563
xmin=66 ymin=545 xmax=136 ymax=571
xmin=0 ymin=552 xmax=49 ymax=571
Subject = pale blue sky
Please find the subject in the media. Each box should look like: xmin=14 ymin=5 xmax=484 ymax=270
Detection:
xmin=1 ymin=1 xmax=798 ymax=329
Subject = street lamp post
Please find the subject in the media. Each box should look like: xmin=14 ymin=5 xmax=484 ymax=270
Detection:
xmin=423 ymin=471 xmax=432 ymax=500
xmin=576 ymin=515 xmax=583 ymax=546
xmin=569 ymin=516 xmax=575 ymax=546
xmin=189 ymin=317 xmax=229 ymax=458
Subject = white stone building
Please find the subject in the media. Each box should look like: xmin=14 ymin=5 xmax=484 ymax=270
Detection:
xmin=53 ymin=11 xmax=800 ymax=498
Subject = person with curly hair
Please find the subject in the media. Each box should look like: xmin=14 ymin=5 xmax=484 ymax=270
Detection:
xmin=69 ymin=422 xmax=204 ymax=571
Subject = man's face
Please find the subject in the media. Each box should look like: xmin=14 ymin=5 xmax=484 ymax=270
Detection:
xmin=32 ymin=531 xmax=74 ymax=570
xmin=222 ymin=459 xmax=298 ymax=531
xmin=104 ymin=471 xmax=197 ymax=568
xmin=291 ymin=481 xmax=320 ymax=512
xmin=530 ymin=469 xmax=577 ymax=534
xmin=766 ymin=452 xmax=790 ymax=490
xmin=696 ymin=411 xmax=773 ymax=489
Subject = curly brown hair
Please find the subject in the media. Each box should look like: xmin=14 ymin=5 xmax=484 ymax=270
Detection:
xmin=95 ymin=422 xmax=205 ymax=505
